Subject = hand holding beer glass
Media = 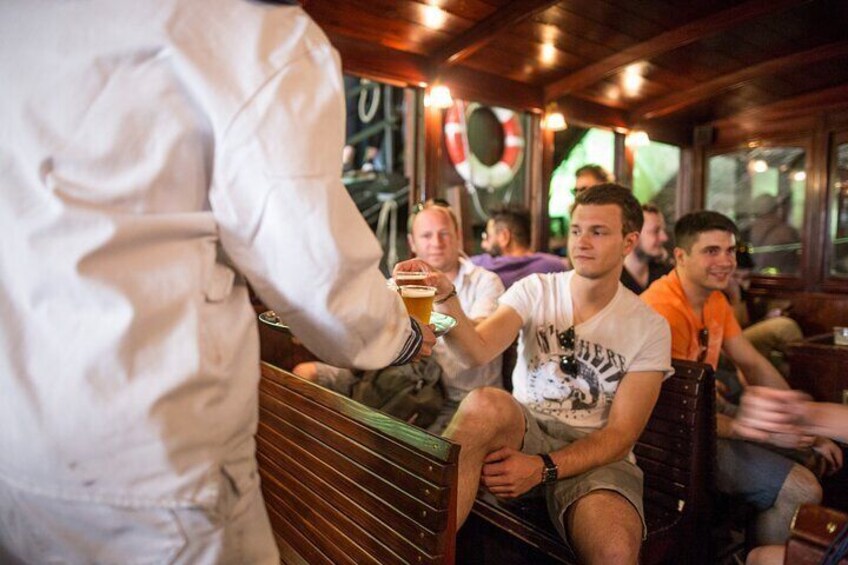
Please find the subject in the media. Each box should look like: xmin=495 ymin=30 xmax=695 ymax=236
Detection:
xmin=393 ymin=260 xmax=454 ymax=325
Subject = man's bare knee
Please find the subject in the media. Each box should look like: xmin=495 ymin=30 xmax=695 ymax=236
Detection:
xmin=446 ymin=387 xmax=523 ymax=443
xmin=778 ymin=464 xmax=822 ymax=507
xmin=567 ymin=490 xmax=641 ymax=565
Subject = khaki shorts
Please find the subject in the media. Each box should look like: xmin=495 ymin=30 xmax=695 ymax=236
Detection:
xmin=518 ymin=402 xmax=647 ymax=543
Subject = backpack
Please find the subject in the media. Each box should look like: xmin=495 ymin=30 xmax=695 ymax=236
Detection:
xmin=351 ymin=357 xmax=445 ymax=429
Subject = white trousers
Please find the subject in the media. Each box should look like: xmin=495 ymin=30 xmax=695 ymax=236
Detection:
xmin=0 ymin=475 xmax=278 ymax=565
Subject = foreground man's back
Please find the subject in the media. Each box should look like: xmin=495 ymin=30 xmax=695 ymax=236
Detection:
xmin=0 ymin=1 xmax=419 ymax=562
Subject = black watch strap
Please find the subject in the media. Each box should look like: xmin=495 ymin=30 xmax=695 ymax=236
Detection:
xmin=539 ymin=453 xmax=558 ymax=484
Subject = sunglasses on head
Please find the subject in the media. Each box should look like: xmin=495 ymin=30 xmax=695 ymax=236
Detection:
xmin=411 ymin=198 xmax=450 ymax=214
xmin=558 ymin=326 xmax=578 ymax=376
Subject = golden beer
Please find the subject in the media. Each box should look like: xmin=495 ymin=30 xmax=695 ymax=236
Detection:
xmin=399 ymin=285 xmax=436 ymax=324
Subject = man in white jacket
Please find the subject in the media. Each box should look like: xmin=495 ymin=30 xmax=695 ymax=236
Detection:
xmin=0 ymin=1 xmax=433 ymax=562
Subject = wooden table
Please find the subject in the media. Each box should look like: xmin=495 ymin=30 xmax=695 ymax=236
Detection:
xmin=787 ymin=333 xmax=848 ymax=404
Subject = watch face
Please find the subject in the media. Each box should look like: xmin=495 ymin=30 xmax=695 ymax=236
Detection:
xmin=543 ymin=467 xmax=558 ymax=483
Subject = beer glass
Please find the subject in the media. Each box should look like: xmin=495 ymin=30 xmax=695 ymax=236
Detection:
xmin=395 ymin=271 xmax=428 ymax=286
xmin=399 ymin=285 xmax=436 ymax=323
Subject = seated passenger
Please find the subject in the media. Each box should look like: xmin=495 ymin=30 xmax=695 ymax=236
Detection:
xmin=400 ymin=184 xmax=672 ymax=564
xmin=738 ymin=388 xmax=847 ymax=565
xmin=574 ymin=163 xmax=613 ymax=194
xmin=295 ymin=200 xmax=504 ymax=433
xmin=471 ymin=203 xmax=567 ymax=289
xmin=725 ymin=245 xmax=802 ymax=378
xmin=620 ymin=203 xmax=672 ymax=295
xmin=641 ymin=211 xmax=843 ymax=549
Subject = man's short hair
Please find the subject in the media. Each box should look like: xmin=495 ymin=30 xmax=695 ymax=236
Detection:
xmin=407 ymin=198 xmax=459 ymax=233
xmin=570 ymin=183 xmax=643 ymax=235
xmin=641 ymin=203 xmax=661 ymax=216
xmin=575 ymin=164 xmax=612 ymax=183
xmin=489 ymin=203 xmax=531 ymax=248
xmin=674 ymin=211 xmax=738 ymax=252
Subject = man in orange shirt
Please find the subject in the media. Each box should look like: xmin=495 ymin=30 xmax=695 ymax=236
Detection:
xmin=642 ymin=211 xmax=842 ymax=549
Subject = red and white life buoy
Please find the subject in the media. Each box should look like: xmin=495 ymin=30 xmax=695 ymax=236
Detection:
xmin=444 ymin=101 xmax=525 ymax=189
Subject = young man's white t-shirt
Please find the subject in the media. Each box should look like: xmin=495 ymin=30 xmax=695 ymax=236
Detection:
xmin=499 ymin=271 xmax=673 ymax=431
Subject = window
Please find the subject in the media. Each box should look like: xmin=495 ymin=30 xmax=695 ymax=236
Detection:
xmin=632 ymin=139 xmax=679 ymax=220
xmin=343 ymin=75 xmax=412 ymax=273
xmin=549 ymin=127 xmax=615 ymax=218
xmin=706 ymin=146 xmax=806 ymax=276
xmin=829 ymin=139 xmax=848 ymax=276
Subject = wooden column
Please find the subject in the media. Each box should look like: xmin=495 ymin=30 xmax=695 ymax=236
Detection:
xmin=531 ymin=114 xmax=554 ymax=252
xmin=422 ymin=100 xmax=444 ymax=201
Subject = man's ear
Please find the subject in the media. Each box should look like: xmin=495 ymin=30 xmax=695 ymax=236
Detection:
xmin=623 ymin=231 xmax=639 ymax=255
xmin=673 ymin=247 xmax=686 ymax=265
xmin=407 ymin=234 xmax=416 ymax=255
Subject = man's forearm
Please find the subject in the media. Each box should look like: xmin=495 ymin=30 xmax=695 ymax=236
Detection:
xmin=547 ymin=426 xmax=637 ymax=479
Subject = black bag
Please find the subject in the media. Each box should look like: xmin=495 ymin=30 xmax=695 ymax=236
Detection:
xmin=351 ymin=358 xmax=445 ymax=429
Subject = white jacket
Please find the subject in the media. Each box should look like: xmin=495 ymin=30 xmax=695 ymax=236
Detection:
xmin=0 ymin=0 xmax=413 ymax=509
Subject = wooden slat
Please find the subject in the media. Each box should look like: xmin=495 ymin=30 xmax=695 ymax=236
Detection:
xmin=432 ymin=0 xmax=560 ymax=66
xmin=259 ymin=390 xmax=451 ymax=509
xmin=634 ymin=40 xmax=848 ymax=120
xmin=261 ymin=459 xmax=430 ymax=565
xmin=257 ymin=418 xmax=449 ymax=536
xmin=264 ymin=491 xmax=335 ymax=565
xmin=262 ymin=364 xmax=458 ymax=467
xmin=543 ymin=0 xmax=810 ymax=102
xmin=259 ymin=449 xmax=446 ymax=563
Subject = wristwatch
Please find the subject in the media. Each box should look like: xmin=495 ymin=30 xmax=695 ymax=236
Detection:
xmin=538 ymin=453 xmax=558 ymax=484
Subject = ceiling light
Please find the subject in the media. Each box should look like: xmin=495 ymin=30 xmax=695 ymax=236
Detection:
xmin=541 ymin=43 xmax=556 ymax=64
xmin=751 ymin=159 xmax=768 ymax=173
xmin=424 ymin=5 xmax=447 ymax=29
xmin=625 ymin=129 xmax=650 ymax=148
xmin=425 ymin=85 xmax=453 ymax=109
xmin=544 ymin=111 xmax=567 ymax=131
xmin=792 ymin=171 xmax=806 ymax=182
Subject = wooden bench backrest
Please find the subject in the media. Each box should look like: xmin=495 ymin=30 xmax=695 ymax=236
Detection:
xmin=635 ymin=358 xmax=715 ymax=564
xmin=461 ymin=359 xmax=715 ymax=565
xmin=257 ymin=363 xmax=460 ymax=565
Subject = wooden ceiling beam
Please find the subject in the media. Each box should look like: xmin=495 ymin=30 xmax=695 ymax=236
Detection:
xmin=327 ymin=31 xmax=543 ymax=111
xmin=431 ymin=0 xmax=560 ymax=67
xmin=633 ymin=41 xmax=848 ymax=120
xmin=542 ymin=0 xmax=811 ymax=103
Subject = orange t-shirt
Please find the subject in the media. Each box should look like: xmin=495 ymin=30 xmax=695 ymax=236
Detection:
xmin=640 ymin=270 xmax=741 ymax=369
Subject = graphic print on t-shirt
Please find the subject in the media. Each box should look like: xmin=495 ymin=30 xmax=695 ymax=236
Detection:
xmin=528 ymin=323 xmax=627 ymax=416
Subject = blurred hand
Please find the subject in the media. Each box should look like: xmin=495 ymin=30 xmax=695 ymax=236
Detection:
xmin=734 ymin=386 xmax=815 ymax=448
xmin=411 ymin=319 xmax=436 ymax=361
xmin=812 ymin=437 xmax=844 ymax=476
xmin=480 ymin=447 xmax=544 ymax=499
xmin=393 ymin=259 xmax=454 ymax=301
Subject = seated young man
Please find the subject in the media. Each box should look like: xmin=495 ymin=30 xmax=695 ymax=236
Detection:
xmin=620 ymin=203 xmax=672 ymax=295
xmin=471 ymin=203 xmax=567 ymax=289
xmin=400 ymin=184 xmax=672 ymax=564
xmin=294 ymin=201 xmax=504 ymax=433
xmin=641 ymin=211 xmax=842 ymax=547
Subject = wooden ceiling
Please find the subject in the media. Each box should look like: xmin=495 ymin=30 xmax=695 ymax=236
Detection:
xmin=302 ymin=0 xmax=848 ymax=141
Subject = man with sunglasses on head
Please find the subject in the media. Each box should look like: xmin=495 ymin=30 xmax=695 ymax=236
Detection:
xmin=641 ymin=211 xmax=842 ymax=550
xmin=398 ymin=184 xmax=672 ymax=564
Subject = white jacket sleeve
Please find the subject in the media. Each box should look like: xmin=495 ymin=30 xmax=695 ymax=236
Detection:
xmin=210 ymin=41 xmax=414 ymax=369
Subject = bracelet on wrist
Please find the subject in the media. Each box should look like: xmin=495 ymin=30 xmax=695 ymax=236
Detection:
xmin=434 ymin=286 xmax=457 ymax=305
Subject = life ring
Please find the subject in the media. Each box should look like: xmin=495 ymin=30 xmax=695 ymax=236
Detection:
xmin=444 ymin=101 xmax=525 ymax=189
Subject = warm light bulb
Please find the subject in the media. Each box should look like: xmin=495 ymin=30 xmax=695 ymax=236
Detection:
xmin=545 ymin=111 xmax=567 ymax=131
xmin=625 ymin=130 xmax=650 ymax=147
xmin=792 ymin=171 xmax=806 ymax=182
xmin=541 ymin=43 xmax=556 ymax=64
xmin=424 ymin=5 xmax=446 ymax=29
xmin=751 ymin=159 xmax=768 ymax=173
xmin=428 ymin=85 xmax=453 ymax=109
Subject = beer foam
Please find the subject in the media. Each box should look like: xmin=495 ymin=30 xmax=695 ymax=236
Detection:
xmin=400 ymin=286 xmax=435 ymax=298
xmin=395 ymin=272 xmax=427 ymax=280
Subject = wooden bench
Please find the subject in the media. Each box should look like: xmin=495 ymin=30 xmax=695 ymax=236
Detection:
xmin=786 ymin=504 xmax=848 ymax=564
xmin=257 ymin=362 xmax=460 ymax=564
xmin=457 ymin=359 xmax=715 ymax=565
